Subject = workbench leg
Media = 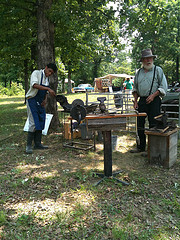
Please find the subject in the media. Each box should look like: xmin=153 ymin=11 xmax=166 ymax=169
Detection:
xmin=93 ymin=131 xmax=129 ymax=186
xmin=103 ymin=131 xmax=112 ymax=177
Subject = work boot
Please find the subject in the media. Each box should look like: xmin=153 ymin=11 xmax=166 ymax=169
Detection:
xmin=141 ymin=152 xmax=148 ymax=157
xmin=34 ymin=130 xmax=48 ymax=150
xmin=26 ymin=132 xmax=34 ymax=154
xmin=130 ymin=148 xmax=145 ymax=153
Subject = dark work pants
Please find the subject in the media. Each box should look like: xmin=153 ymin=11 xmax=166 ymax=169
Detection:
xmin=137 ymin=96 xmax=161 ymax=151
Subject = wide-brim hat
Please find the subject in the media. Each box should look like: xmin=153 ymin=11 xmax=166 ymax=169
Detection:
xmin=140 ymin=49 xmax=157 ymax=61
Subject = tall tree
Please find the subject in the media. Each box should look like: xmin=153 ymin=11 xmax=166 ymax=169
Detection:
xmin=0 ymin=0 xmax=36 ymax=89
xmin=118 ymin=0 xmax=180 ymax=82
xmin=0 ymin=0 xmax=60 ymax=130
xmin=36 ymin=0 xmax=59 ymax=130
xmin=52 ymin=0 xmax=121 ymax=92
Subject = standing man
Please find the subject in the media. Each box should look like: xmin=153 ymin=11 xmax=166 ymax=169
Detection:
xmin=130 ymin=49 xmax=168 ymax=153
xmin=25 ymin=63 xmax=57 ymax=154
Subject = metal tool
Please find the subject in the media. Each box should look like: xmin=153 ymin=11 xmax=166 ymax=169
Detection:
xmin=97 ymin=97 xmax=106 ymax=113
xmin=135 ymin=109 xmax=140 ymax=146
xmin=56 ymin=94 xmax=98 ymax=114
xmin=56 ymin=95 xmax=72 ymax=112
xmin=154 ymin=114 xmax=168 ymax=129
xmin=154 ymin=113 xmax=177 ymax=132
xmin=70 ymin=104 xmax=86 ymax=124
xmin=72 ymin=99 xmax=84 ymax=107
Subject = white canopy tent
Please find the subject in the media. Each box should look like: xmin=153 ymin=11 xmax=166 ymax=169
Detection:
xmin=96 ymin=74 xmax=134 ymax=80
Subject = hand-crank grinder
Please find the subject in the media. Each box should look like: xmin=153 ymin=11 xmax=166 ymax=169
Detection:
xmin=70 ymin=99 xmax=87 ymax=124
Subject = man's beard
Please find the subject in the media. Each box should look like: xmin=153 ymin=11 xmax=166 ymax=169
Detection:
xmin=143 ymin=62 xmax=153 ymax=70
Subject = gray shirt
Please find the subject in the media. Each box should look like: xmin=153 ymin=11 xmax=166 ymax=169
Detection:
xmin=133 ymin=65 xmax=168 ymax=97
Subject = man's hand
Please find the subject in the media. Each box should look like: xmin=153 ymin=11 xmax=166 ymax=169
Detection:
xmin=48 ymin=88 xmax=56 ymax=97
xmin=146 ymin=94 xmax=155 ymax=104
xmin=146 ymin=90 xmax=160 ymax=104
xmin=33 ymin=84 xmax=56 ymax=97
xmin=41 ymin=99 xmax=47 ymax=107
xmin=133 ymin=100 xmax=138 ymax=110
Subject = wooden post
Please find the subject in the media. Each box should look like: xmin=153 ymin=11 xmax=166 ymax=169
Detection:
xmin=103 ymin=131 xmax=112 ymax=177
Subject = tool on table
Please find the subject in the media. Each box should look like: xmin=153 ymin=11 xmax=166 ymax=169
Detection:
xmin=56 ymin=94 xmax=98 ymax=114
xmin=154 ymin=113 xmax=177 ymax=133
xmin=70 ymin=99 xmax=86 ymax=124
xmin=97 ymin=97 xmax=107 ymax=113
xmin=135 ymin=108 xmax=140 ymax=146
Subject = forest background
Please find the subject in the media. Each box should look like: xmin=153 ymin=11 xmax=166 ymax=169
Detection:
xmin=0 ymin=0 xmax=179 ymax=130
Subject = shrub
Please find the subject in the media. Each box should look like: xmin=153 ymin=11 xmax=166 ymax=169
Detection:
xmin=0 ymin=82 xmax=24 ymax=96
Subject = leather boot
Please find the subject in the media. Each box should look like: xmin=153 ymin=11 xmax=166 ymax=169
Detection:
xmin=34 ymin=130 xmax=48 ymax=149
xmin=26 ymin=132 xmax=34 ymax=154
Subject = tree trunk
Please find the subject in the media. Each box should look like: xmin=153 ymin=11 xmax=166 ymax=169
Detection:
xmin=24 ymin=59 xmax=29 ymax=95
xmin=176 ymin=5 xmax=179 ymax=82
xmin=36 ymin=0 xmax=60 ymax=131
xmin=61 ymin=76 xmax=65 ymax=93
xmin=67 ymin=61 xmax=72 ymax=94
xmin=176 ymin=56 xmax=179 ymax=82
xmin=92 ymin=58 xmax=102 ymax=80
xmin=24 ymin=59 xmax=29 ymax=104
xmin=67 ymin=71 xmax=72 ymax=94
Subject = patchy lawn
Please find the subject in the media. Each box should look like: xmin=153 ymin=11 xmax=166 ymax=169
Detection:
xmin=0 ymin=95 xmax=179 ymax=239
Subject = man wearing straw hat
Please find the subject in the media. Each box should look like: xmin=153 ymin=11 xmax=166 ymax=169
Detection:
xmin=130 ymin=49 xmax=168 ymax=154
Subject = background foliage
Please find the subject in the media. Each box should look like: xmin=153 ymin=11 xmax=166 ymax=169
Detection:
xmin=0 ymin=0 xmax=179 ymax=94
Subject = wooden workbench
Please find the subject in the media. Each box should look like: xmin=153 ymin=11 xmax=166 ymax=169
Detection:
xmin=86 ymin=113 xmax=147 ymax=131
xmin=85 ymin=112 xmax=147 ymax=185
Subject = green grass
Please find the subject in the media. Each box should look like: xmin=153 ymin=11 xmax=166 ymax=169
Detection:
xmin=0 ymin=94 xmax=180 ymax=239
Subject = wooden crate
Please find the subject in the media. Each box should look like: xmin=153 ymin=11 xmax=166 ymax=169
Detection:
xmin=64 ymin=122 xmax=81 ymax=139
xmin=145 ymin=129 xmax=178 ymax=168
xmin=64 ymin=122 xmax=71 ymax=139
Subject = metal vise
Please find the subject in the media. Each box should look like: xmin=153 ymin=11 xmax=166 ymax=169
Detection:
xmin=97 ymin=97 xmax=106 ymax=113
xmin=154 ymin=113 xmax=177 ymax=132
xmin=154 ymin=113 xmax=168 ymax=129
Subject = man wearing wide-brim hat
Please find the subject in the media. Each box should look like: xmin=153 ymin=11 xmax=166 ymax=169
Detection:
xmin=130 ymin=48 xmax=168 ymax=154
xmin=139 ymin=48 xmax=157 ymax=61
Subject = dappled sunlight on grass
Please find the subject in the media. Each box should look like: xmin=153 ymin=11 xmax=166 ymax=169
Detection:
xmin=32 ymin=170 xmax=59 ymax=179
xmin=61 ymin=188 xmax=95 ymax=207
xmin=0 ymin=100 xmax=24 ymax=105
xmin=116 ymin=135 xmax=136 ymax=153
xmin=5 ymin=198 xmax=67 ymax=223
xmin=4 ymin=184 xmax=96 ymax=225
xmin=16 ymin=164 xmax=42 ymax=172
xmin=17 ymin=164 xmax=59 ymax=179
xmin=0 ymin=101 xmax=17 ymax=105
xmin=16 ymin=105 xmax=26 ymax=110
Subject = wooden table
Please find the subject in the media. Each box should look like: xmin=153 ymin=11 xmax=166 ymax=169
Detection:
xmin=85 ymin=113 xmax=147 ymax=186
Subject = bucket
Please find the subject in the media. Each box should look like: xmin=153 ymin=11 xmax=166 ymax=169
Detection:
xmin=79 ymin=123 xmax=93 ymax=140
xmin=111 ymin=135 xmax=118 ymax=151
